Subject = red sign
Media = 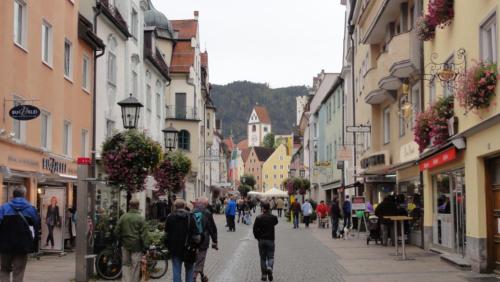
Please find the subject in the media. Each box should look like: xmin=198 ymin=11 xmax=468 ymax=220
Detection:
xmin=77 ymin=157 xmax=92 ymax=165
xmin=419 ymin=147 xmax=456 ymax=171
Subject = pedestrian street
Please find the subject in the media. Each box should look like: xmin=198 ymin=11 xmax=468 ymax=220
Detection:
xmin=24 ymin=212 xmax=498 ymax=282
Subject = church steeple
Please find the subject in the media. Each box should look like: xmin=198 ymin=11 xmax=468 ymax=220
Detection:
xmin=247 ymin=105 xmax=272 ymax=147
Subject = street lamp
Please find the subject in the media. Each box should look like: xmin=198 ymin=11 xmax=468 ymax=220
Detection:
xmin=162 ymin=123 xmax=178 ymax=152
xmin=117 ymin=94 xmax=143 ymax=129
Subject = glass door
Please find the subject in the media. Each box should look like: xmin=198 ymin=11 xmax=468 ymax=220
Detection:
xmin=451 ymin=170 xmax=466 ymax=256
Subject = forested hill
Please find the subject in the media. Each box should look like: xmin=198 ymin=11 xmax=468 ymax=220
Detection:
xmin=211 ymin=81 xmax=309 ymax=143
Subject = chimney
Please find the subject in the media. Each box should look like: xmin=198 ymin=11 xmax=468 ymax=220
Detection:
xmin=194 ymin=11 xmax=199 ymax=20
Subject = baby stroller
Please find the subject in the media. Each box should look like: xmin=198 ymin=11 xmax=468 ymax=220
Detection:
xmin=366 ymin=215 xmax=381 ymax=245
xmin=317 ymin=213 xmax=329 ymax=229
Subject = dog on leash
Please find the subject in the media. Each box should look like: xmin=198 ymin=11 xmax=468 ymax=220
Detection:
xmin=339 ymin=226 xmax=352 ymax=239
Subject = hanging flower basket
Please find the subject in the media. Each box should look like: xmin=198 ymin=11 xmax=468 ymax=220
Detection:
xmin=102 ymin=130 xmax=163 ymax=193
xmin=456 ymin=61 xmax=499 ymax=113
xmin=416 ymin=15 xmax=436 ymax=41
xmin=428 ymin=0 xmax=454 ymax=27
xmin=430 ymin=96 xmax=454 ymax=147
xmin=153 ymin=151 xmax=191 ymax=196
xmin=413 ymin=96 xmax=454 ymax=151
xmin=414 ymin=110 xmax=433 ymax=153
xmin=416 ymin=0 xmax=454 ymax=41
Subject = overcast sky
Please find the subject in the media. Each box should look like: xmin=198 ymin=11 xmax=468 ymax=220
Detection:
xmin=151 ymin=0 xmax=346 ymax=88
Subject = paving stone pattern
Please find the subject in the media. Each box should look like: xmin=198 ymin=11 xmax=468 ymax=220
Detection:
xmin=23 ymin=212 xmax=499 ymax=282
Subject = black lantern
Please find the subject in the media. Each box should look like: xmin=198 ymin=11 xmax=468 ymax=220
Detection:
xmin=162 ymin=123 xmax=178 ymax=152
xmin=117 ymin=94 xmax=143 ymax=129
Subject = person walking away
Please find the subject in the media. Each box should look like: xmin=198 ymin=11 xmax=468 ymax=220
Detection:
xmin=291 ymin=200 xmax=301 ymax=229
xmin=375 ymin=196 xmax=397 ymax=246
xmin=253 ymin=202 xmax=278 ymax=281
xmin=114 ymin=199 xmax=149 ymax=282
xmin=330 ymin=197 xmax=341 ymax=238
xmin=225 ymin=196 xmax=237 ymax=231
xmin=193 ymin=197 xmax=218 ymax=282
xmin=165 ymin=199 xmax=198 ymax=282
xmin=301 ymin=199 xmax=313 ymax=228
xmin=237 ymin=198 xmax=244 ymax=223
xmin=342 ymin=196 xmax=352 ymax=230
xmin=0 ymin=186 xmax=39 ymax=282
xmin=275 ymin=198 xmax=284 ymax=218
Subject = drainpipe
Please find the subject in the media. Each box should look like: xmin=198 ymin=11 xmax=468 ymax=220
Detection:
xmin=186 ymin=76 xmax=199 ymax=199
xmin=417 ymin=0 xmax=426 ymax=250
xmin=348 ymin=0 xmax=358 ymax=196
xmin=92 ymin=5 xmax=105 ymax=177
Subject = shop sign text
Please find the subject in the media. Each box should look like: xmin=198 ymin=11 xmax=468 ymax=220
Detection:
xmin=360 ymin=153 xmax=386 ymax=169
xmin=42 ymin=157 xmax=67 ymax=174
xmin=9 ymin=105 xmax=41 ymax=121
xmin=419 ymin=147 xmax=457 ymax=171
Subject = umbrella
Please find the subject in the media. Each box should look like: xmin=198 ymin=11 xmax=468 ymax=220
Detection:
xmin=263 ymin=187 xmax=288 ymax=197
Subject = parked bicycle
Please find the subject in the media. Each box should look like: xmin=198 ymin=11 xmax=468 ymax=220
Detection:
xmin=96 ymin=242 xmax=169 ymax=280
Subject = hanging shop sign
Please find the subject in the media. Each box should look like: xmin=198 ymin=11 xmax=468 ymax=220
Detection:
xmin=419 ymin=147 xmax=457 ymax=171
xmin=9 ymin=104 xmax=41 ymax=121
xmin=360 ymin=153 xmax=387 ymax=169
xmin=337 ymin=147 xmax=352 ymax=161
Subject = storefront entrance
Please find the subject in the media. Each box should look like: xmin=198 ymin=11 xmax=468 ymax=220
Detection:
xmin=486 ymin=157 xmax=500 ymax=274
xmin=433 ymin=169 xmax=466 ymax=256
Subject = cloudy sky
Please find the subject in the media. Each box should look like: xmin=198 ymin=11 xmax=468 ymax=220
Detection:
xmin=151 ymin=0 xmax=346 ymax=88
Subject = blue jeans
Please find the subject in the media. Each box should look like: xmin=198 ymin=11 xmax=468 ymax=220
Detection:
xmin=172 ymin=255 xmax=194 ymax=282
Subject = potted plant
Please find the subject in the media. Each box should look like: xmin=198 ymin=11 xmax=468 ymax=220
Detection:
xmin=456 ymin=61 xmax=499 ymax=114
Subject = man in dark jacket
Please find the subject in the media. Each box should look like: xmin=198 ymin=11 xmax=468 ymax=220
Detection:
xmin=0 ymin=186 xmax=40 ymax=282
xmin=253 ymin=202 xmax=278 ymax=281
xmin=342 ymin=195 xmax=352 ymax=230
xmin=165 ymin=199 xmax=197 ymax=282
xmin=330 ymin=197 xmax=341 ymax=239
xmin=193 ymin=197 xmax=218 ymax=282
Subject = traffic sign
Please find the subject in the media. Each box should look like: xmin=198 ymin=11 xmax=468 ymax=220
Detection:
xmin=346 ymin=126 xmax=371 ymax=133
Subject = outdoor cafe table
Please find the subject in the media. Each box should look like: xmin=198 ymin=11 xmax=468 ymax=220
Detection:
xmin=384 ymin=215 xmax=413 ymax=260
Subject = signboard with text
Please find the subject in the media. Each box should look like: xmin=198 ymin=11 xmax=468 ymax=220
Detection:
xmin=351 ymin=196 xmax=366 ymax=210
xmin=9 ymin=104 xmax=41 ymax=120
xmin=419 ymin=147 xmax=457 ymax=171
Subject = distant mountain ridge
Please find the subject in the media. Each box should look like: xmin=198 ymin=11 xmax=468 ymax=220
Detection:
xmin=211 ymin=81 xmax=309 ymax=143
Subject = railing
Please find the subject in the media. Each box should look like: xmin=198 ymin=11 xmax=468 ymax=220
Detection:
xmin=165 ymin=106 xmax=199 ymax=120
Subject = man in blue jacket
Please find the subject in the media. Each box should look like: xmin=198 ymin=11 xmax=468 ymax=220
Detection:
xmin=225 ymin=195 xmax=237 ymax=232
xmin=0 ymin=186 xmax=40 ymax=282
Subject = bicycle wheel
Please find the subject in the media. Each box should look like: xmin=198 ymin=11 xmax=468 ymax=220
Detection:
xmin=96 ymin=249 xmax=122 ymax=280
xmin=147 ymin=249 xmax=169 ymax=279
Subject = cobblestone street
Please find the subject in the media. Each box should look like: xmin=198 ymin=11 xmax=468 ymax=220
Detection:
xmin=24 ymin=213 xmax=498 ymax=282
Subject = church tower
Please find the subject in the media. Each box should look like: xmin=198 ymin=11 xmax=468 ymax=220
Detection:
xmin=248 ymin=105 xmax=272 ymax=147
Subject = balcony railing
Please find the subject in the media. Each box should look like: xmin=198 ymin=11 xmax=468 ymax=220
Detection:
xmin=165 ymin=105 xmax=200 ymax=120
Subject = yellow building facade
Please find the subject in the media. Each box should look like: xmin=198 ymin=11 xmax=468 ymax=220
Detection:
xmin=419 ymin=0 xmax=500 ymax=273
xmin=351 ymin=0 xmax=424 ymax=246
xmin=262 ymin=144 xmax=291 ymax=192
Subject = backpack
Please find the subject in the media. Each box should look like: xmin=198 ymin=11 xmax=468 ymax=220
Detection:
xmin=189 ymin=211 xmax=205 ymax=247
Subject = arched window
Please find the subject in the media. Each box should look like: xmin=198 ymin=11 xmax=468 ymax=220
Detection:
xmin=178 ymin=130 xmax=190 ymax=151
xmin=252 ymin=125 xmax=256 ymax=132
